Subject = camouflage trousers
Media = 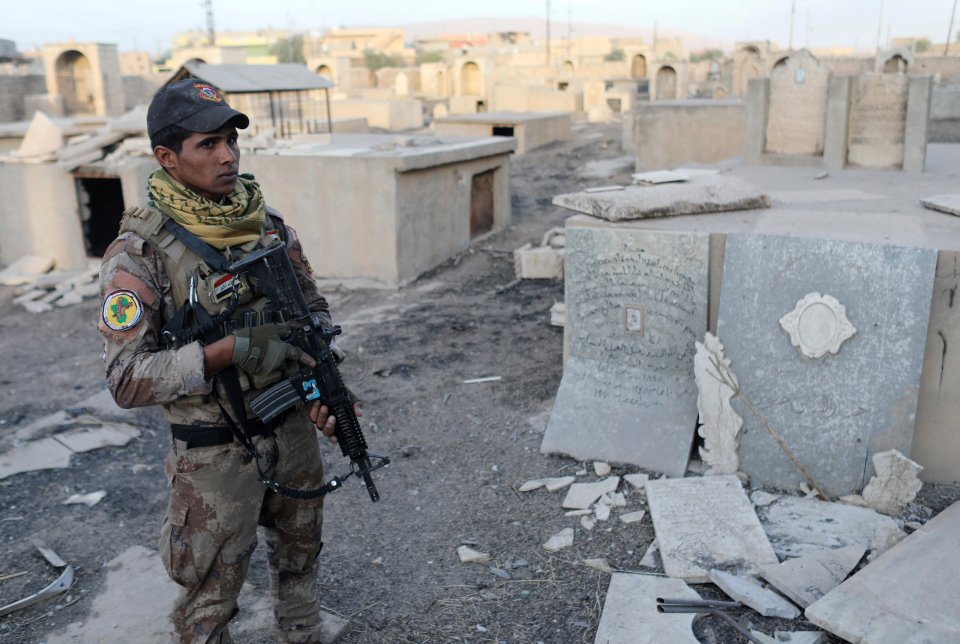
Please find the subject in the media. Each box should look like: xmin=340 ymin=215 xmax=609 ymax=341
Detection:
xmin=159 ymin=411 xmax=326 ymax=644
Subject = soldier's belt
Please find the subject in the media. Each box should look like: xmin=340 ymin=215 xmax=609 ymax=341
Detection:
xmin=171 ymin=419 xmax=278 ymax=449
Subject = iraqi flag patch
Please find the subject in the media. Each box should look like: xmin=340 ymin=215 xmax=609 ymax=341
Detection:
xmin=102 ymin=290 xmax=143 ymax=331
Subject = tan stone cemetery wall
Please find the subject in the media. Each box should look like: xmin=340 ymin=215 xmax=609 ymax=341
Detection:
xmin=633 ymin=100 xmax=746 ymax=171
xmin=847 ymin=73 xmax=910 ymax=168
xmin=765 ymin=51 xmax=830 ymax=156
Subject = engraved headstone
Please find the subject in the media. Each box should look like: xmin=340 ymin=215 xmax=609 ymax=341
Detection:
xmin=645 ymin=475 xmax=778 ymax=582
xmin=541 ymin=228 xmax=709 ymax=475
xmin=717 ymin=234 xmax=937 ymax=496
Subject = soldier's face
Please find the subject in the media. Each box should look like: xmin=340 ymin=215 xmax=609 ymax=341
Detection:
xmin=156 ymin=125 xmax=241 ymax=200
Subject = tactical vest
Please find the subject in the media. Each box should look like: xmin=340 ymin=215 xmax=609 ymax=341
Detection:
xmin=118 ymin=205 xmax=293 ymax=400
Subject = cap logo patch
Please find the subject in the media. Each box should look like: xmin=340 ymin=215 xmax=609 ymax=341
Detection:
xmin=102 ymin=290 xmax=143 ymax=331
xmin=194 ymin=83 xmax=223 ymax=103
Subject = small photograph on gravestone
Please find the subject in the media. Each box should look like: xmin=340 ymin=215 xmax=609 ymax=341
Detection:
xmin=624 ymin=304 xmax=644 ymax=334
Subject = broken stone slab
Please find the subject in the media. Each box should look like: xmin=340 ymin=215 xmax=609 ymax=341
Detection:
xmin=13 ymin=289 xmax=46 ymax=305
xmin=859 ymin=449 xmax=923 ymax=516
xmin=623 ymin=473 xmax=650 ymax=490
xmin=645 ymin=475 xmax=778 ymax=583
xmin=695 ymin=332 xmax=743 ymax=475
xmin=759 ymin=543 xmax=867 ymax=609
xmin=751 ymin=490 xmax=780 ymax=507
xmin=518 ymin=475 xmax=576 ymax=492
xmin=16 ymin=111 xmax=64 ymax=158
xmin=583 ymin=185 xmax=625 ymax=193
xmin=593 ymin=461 xmax=611 ymax=476
xmin=620 ymin=510 xmax=646 ymax=524
xmin=62 ymin=490 xmax=107 ymax=507
xmin=0 ymin=438 xmax=74 ymax=480
xmin=553 ymin=176 xmax=770 ymax=222
xmin=595 ymin=573 xmax=701 ymax=643
xmin=583 ymin=558 xmax=613 ymax=573
xmin=632 ymin=169 xmax=691 ymax=184
xmin=772 ymin=632 xmax=827 ymax=644
xmin=457 ymin=546 xmax=490 ymax=563
xmin=920 ymin=194 xmax=960 ymax=216
xmin=549 ymin=301 xmax=565 ymax=327
xmin=561 ymin=476 xmax=620 ymax=509
xmin=53 ymin=421 xmax=140 ymax=453
xmin=756 ymin=496 xmax=905 ymax=561
xmin=805 ymin=501 xmax=960 ymax=643
xmin=581 ymin=516 xmax=597 ymax=530
xmin=22 ymin=299 xmax=53 ymax=314
xmin=708 ymin=569 xmax=800 ymax=619
xmin=565 ymin=509 xmax=592 ymax=517
xmin=54 ymin=291 xmax=84 ymax=307
xmin=594 ymin=505 xmax=611 ymax=521
xmin=639 ymin=540 xmax=660 ymax=568
xmin=0 ymin=255 xmax=55 ymax=286
xmin=542 ymin=527 xmax=574 ymax=552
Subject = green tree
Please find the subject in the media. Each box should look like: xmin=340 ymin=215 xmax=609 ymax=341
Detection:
xmin=915 ymin=38 xmax=931 ymax=53
xmin=269 ymin=35 xmax=305 ymax=64
xmin=604 ymin=48 xmax=625 ymax=62
xmin=363 ymin=50 xmax=405 ymax=71
xmin=417 ymin=50 xmax=445 ymax=64
xmin=690 ymin=48 xmax=724 ymax=62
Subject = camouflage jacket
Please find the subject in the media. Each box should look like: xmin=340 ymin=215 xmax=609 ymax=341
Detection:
xmin=98 ymin=206 xmax=333 ymax=427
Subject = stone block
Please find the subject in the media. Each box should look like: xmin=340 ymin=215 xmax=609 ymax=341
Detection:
xmin=645 ymin=475 xmax=778 ymax=583
xmin=805 ymin=501 xmax=960 ymax=643
xmin=16 ymin=110 xmax=64 ymax=158
xmin=823 ymin=76 xmax=852 ymax=171
xmin=919 ymin=194 xmax=960 ymax=216
xmin=513 ymin=243 xmax=563 ymax=279
xmin=716 ymin=234 xmax=937 ymax=496
xmin=553 ymin=176 xmax=770 ymax=222
xmin=759 ymin=543 xmax=867 ymax=608
xmin=541 ymin=228 xmax=709 ymax=476
xmin=903 ymin=76 xmax=933 ymax=173
xmin=708 ymin=569 xmax=800 ymax=619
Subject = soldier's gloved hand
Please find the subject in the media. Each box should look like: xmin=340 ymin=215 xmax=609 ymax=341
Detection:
xmin=232 ymin=323 xmax=307 ymax=376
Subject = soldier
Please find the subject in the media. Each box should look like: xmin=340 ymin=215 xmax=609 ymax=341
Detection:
xmin=98 ymin=79 xmax=357 ymax=643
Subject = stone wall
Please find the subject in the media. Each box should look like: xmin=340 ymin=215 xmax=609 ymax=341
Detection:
xmin=929 ymin=83 xmax=960 ymax=142
xmin=633 ymin=100 xmax=746 ymax=171
xmin=121 ymin=75 xmax=163 ymax=111
xmin=847 ymin=73 xmax=910 ymax=168
xmin=0 ymin=74 xmax=47 ymax=122
xmin=765 ymin=51 xmax=830 ymax=156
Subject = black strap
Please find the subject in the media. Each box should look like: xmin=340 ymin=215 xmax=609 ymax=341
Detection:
xmin=162 ymin=218 xmax=231 ymax=272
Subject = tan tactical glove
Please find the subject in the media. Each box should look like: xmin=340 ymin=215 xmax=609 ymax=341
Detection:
xmin=232 ymin=323 xmax=302 ymax=376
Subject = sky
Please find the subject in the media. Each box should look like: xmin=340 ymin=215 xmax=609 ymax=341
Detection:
xmin=6 ymin=0 xmax=958 ymax=55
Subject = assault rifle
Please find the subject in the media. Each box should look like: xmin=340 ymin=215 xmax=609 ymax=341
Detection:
xmin=228 ymin=243 xmax=389 ymax=502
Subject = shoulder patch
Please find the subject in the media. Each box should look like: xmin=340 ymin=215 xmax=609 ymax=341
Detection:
xmin=102 ymin=290 xmax=143 ymax=331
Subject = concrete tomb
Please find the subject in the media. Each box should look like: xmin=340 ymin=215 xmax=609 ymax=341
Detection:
xmin=553 ymin=175 xmax=770 ymax=222
xmin=594 ymin=573 xmax=701 ymax=644
xmin=645 ymin=475 xmax=778 ymax=583
xmin=432 ymin=111 xmax=571 ymax=155
xmin=805 ymin=501 xmax=960 ymax=643
xmin=759 ymin=543 xmax=867 ymax=609
xmin=716 ymin=233 xmax=937 ymax=496
xmin=541 ymin=227 xmax=709 ymax=476
xmin=694 ymin=332 xmax=744 ymax=475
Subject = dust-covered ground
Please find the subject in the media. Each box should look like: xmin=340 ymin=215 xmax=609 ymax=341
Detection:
xmin=1 ymin=122 xmax=958 ymax=643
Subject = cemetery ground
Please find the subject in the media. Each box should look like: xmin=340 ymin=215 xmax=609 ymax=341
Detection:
xmin=1 ymin=123 xmax=959 ymax=643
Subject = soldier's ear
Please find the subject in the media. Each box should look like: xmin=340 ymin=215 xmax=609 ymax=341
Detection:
xmin=154 ymin=145 xmax=179 ymax=170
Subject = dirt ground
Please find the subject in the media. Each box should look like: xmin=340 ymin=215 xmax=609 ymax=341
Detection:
xmin=1 ymin=122 xmax=958 ymax=643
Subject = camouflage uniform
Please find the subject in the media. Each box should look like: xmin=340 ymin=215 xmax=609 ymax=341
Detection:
xmin=99 ymin=206 xmax=332 ymax=643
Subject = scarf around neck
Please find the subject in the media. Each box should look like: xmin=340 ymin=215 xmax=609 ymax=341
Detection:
xmin=147 ymin=168 xmax=266 ymax=249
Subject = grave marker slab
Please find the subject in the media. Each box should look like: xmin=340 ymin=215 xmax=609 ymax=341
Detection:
xmin=541 ymin=228 xmax=709 ymax=475
xmin=717 ymin=234 xmax=936 ymax=496
xmin=645 ymin=475 xmax=778 ymax=582
xmin=805 ymin=501 xmax=960 ymax=643
xmin=594 ymin=573 xmax=701 ymax=644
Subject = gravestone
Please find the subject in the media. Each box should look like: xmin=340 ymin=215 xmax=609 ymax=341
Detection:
xmin=645 ymin=475 xmax=779 ymax=582
xmin=717 ymin=234 xmax=936 ymax=496
xmin=595 ymin=573 xmax=701 ymax=644
xmin=541 ymin=227 xmax=709 ymax=475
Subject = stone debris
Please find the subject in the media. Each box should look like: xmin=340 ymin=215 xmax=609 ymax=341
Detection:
xmin=580 ymin=516 xmax=597 ymax=530
xmin=518 ymin=475 xmax=576 ymax=492
xmin=772 ymin=632 xmax=827 ymax=644
xmin=6 ymin=260 xmax=101 ymax=311
xmin=561 ymin=476 xmax=620 ymax=509
xmin=553 ymin=175 xmax=770 ymax=222
xmin=631 ymin=169 xmax=691 ymax=184
xmin=619 ymin=510 xmax=646 ymax=524
xmin=15 ymin=111 xmax=64 ymax=159
xmin=0 ymin=437 xmax=74 ymax=480
xmin=694 ymin=332 xmax=743 ymax=475
xmin=62 ymin=491 xmax=107 ymax=507
xmin=759 ymin=543 xmax=867 ymax=609
xmin=756 ymin=495 xmax=905 ymax=561
xmin=645 ymin=475 xmax=778 ymax=582
xmin=593 ymin=461 xmax=611 ymax=476
xmin=920 ymin=193 xmax=960 ymax=216
xmin=514 ymin=227 xmax=565 ymax=279
xmin=856 ymin=449 xmax=923 ymax=516
xmin=565 ymin=509 xmax=592 ymax=517
xmin=582 ymin=558 xmax=614 ymax=573
xmin=751 ymin=490 xmax=780 ymax=507
xmin=0 ymin=255 xmax=55 ymax=286
xmin=805 ymin=501 xmax=960 ymax=643
xmin=594 ymin=505 xmax=611 ymax=521
xmin=639 ymin=540 xmax=660 ymax=568
xmin=623 ymin=473 xmax=650 ymax=490
xmin=577 ymin=155 xmax=635 ymax=179
xmin=595 ymin=573 xmax=701 ymax=644
xmin=457 ymin=545 xmax=490 ymax=563
xmin=542 ymin=527 xmax=574 ymax=551
xmin=31 ymin=539 xmax=67 ymax=568
xmin=583 ymin=185 xmax=625 ymax=193
xmin=549 ymin=301 xmax=566 ymax=327
xmin=708 ymin=569 xmax=800 ymax=619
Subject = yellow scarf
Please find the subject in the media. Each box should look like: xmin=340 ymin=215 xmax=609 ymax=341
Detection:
xmin=147 ymin=169 xmax=265 ymax=249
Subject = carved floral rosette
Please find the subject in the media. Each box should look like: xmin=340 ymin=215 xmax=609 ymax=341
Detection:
xmin=779 ymin=292 xmax=856 ymax=359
